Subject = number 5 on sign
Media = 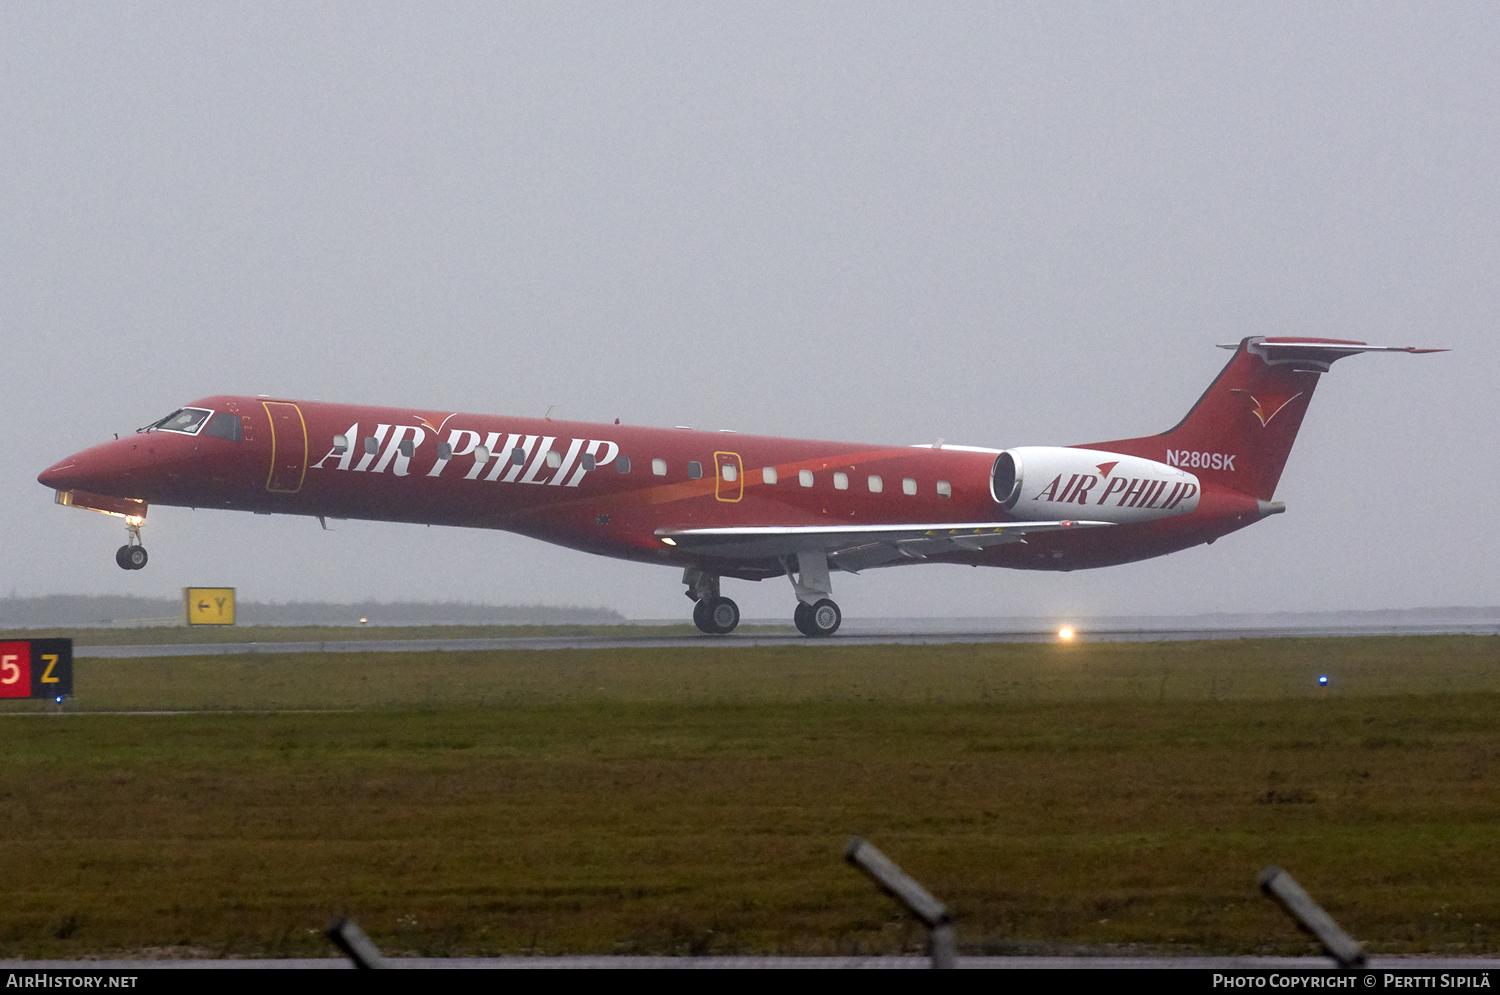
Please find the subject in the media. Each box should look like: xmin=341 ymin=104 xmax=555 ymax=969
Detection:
xmin=0 ymin=642 xmax=31 ymax=698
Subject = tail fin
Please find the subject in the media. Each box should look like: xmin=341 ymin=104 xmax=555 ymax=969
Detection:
xmin=1077 ymin=337 xmax=1446 ymax=501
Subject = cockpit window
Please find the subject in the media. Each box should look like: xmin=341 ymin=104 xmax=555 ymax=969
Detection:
xmin=203 ymin=412 xmax=243 ymax=442
xmin=143 ymin=407 xmax=212 ymax=435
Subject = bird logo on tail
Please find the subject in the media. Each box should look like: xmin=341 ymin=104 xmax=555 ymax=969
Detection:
xmin=1231 ymin=389 xmax=1303 ymax=427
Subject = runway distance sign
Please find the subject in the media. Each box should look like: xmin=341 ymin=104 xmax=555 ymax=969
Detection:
xmin=0 ymin=638 xmax=73 ymax=699
xmin=183 ymin=587 xmax=236 ymax=625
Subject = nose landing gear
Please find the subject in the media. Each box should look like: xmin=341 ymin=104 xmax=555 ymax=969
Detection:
xmin=116 ymin=521 xmax=148 ymax=570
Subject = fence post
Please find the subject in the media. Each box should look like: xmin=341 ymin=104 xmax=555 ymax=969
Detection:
xmin=328 ymin=916 xmax=387 ymax=969
xmin=1259 ymin=866 xmax=1367 ymax=968
xmin=845 ymin=836 xmax=957 ymax=968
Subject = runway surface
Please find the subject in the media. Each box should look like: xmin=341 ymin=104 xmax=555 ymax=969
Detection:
xmin=12 ymin=955 xmax=1500 ymax=969
xmin=75 ymin=620 xmax=1500 ymax=658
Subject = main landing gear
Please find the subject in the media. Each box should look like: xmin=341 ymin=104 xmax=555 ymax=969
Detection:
xmin=683 ymin=553 xmax=844 ymax=638
xmin=115 ymin=521 xmax=148 ymax=571
xmin=693 ymin=596 xmax=741 ymax=635
xmin=794 ymin=599 xmax=841 ymax=637
xmin=684 ymin=567 xmax=740 ymax=635
xmin=784 ymin=550 xmax=841 ymax=637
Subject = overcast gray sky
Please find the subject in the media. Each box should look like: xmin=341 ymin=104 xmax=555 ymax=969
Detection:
xmin=3 ymin=1 xmax=1494 ymax=620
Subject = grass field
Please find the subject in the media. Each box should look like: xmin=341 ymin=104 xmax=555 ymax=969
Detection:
xmin=1 ymin=635 xmax=1497 ymax=959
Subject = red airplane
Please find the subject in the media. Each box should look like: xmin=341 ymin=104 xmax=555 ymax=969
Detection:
xmin=38 ymin=337 xmax=1441 ymax=636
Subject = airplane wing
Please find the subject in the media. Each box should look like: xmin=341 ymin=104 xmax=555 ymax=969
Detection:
xmin=656 ymin=520 xmax=1112 ymax=573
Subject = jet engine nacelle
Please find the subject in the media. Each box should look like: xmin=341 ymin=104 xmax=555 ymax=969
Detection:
xmin=991 ymin=446 xmax=1201 ymax=523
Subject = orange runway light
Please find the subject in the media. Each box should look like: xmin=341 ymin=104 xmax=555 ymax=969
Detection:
xmin=1057 ymin=627 xmax=1075 ymax=641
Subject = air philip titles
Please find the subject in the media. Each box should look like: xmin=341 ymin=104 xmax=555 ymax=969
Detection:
xmin=311 ymin=424 xmax=620 ymax=488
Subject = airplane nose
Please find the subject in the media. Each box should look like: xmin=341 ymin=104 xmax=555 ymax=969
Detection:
xmin=38 ymin=458 xmax=81 ymax=490
xmin=38 ymin=441 xmax=130 ymax=494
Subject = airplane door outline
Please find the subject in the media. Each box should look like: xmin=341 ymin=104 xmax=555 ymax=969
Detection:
xmin=263 ymin=401 xmax=309 ymax=493
xmin=714 ymin=451 xmax=743 ymax=503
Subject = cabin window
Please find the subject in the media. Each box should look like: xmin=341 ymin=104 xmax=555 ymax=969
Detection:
xmin=867 ymin=474 xmax=882 ymax=493
xmin=799 ymin=469 xmax=814 ymax=487
xmin=545 ymin=450 xmax=563 ymax=469
xmin=617 ymin=456 xmax=631 ymax=473
xmin=437 ymin=442 xmax=452 ymax=459
xmin=721 ymin=463 xmax=737 ymax=482
xmin=763 ymin=467 xmax=778 ymax=485
xmin=582 ymin=453 xmax=596 ymax=471
xmin=510 ymin=447 xmax=526 ymax=466
xmin=688 ymin=461 xmax=703 ymax=479
xmin=147 ymin=407 xmax=212 ymax=435
xmin=364 ymin=437 xmax=379 ymax=455
xmin=652 ymin=458 xmax=667 ymax=476
xmin=398 ymin=439 xmax=415 ymax=458
xmin=833 ymin=472 xmax=848 ymax=490
xmin=204 ymin=412 xmax=243 ymax=442
xmin=936 ymin=480 xmax=952 ymax=498
xmin=473 ymin=445 xmax=490 ymax=464
xmin=331 ymin=434 xmax=349 ymax=453
xmin=902 ymin=477 xmax=917 ymax=496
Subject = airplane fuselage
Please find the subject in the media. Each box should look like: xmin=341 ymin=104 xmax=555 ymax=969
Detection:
xmin=38 ymin=394 xmax=1259 ymax=579
xmin=40 ymin=338 xmax=1438 ymax=635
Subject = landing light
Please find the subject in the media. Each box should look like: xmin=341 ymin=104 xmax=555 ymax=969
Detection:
xmin=1058 ymin=627 xmax=1075 ymax=641
xmin=661 ymin=537 xmax=677 ymax=546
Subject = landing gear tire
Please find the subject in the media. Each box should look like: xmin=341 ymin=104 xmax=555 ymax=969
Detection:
xmin=118 ymin=545 xmax=148 ymax=570
xmin=116 ymin=545 xmax=133 ymax=570
xmin=795 ymin=598 xmax=840 ymax=637
xmin=694 ymin=597 xmax=740 ymax=635
xmin=707 ymin=597 xmax=739 ymax=634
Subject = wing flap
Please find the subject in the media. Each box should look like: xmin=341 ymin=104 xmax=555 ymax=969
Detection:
xmin=657 ymin=520 xmax=1111 ymax=565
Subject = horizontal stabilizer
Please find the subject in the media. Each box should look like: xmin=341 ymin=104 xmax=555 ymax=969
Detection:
xmin=1217 ymin=337 xmax=1448 ymax=372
